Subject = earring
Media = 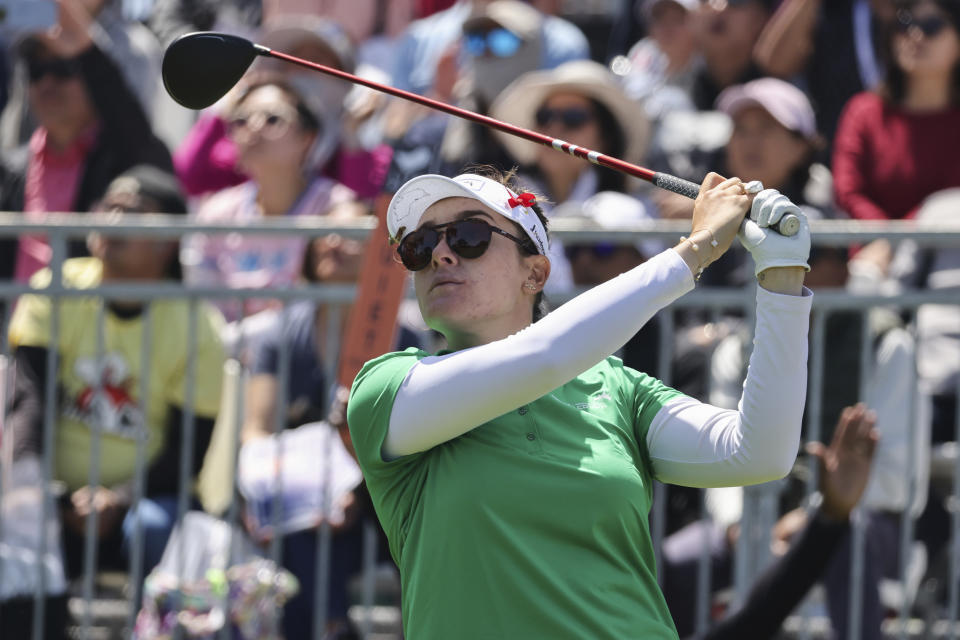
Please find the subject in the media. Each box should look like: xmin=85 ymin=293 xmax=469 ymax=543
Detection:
xmin=524 ymin=283 xmax=537 ymax=292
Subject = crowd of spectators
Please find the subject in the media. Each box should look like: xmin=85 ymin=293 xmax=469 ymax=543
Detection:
xmin=2 ymin=0 xmax=960 ymax=638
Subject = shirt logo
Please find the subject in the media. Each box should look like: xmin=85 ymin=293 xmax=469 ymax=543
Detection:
xmin=573 ymin=392 xmax=611 ymax=411
xmin=65 ymin=353 xmax=145 ymax=439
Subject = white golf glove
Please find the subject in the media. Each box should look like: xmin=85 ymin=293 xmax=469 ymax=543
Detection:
xmin=737 ymin=188 xmax=811 ymax=276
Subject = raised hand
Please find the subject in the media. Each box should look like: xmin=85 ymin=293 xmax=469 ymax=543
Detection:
xmin=805 ymin=403 xmax=879 ymax=521
xmin=34 ymin=0 xmax=98 ymax=59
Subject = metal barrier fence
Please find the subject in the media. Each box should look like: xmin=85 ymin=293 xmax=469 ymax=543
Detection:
xmin=0 ymin=212 xmax=958 ymax=639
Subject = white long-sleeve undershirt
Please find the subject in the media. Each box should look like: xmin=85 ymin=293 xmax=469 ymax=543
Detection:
xmin=386 ymin=249 xmax=813 ymax=487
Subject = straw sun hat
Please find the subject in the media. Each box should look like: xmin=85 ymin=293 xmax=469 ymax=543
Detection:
xmin=489 ymin=60 xmax=650 ymax=167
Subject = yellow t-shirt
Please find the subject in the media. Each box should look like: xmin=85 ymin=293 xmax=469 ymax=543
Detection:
xmin=9 ymin=258 xmax=225 ymax=491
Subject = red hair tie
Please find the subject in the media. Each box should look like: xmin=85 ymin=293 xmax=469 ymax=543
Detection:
xmin=507 ymin=192 xmax=536 ymax=208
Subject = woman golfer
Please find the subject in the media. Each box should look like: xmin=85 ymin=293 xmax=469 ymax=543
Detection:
xmin=347 ymin=168 xmax=812 ymax=638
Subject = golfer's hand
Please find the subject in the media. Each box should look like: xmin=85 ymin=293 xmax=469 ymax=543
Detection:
xmin=692 ymin=173 xmax=752 ymax=259
xmin=738 ymin=189 xmax=811 ymax=276
xmin=675 ymin=173 xmax=752 ymax=275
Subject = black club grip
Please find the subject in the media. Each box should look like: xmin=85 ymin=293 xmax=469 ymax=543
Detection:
xmin=652 ymin=172 xmax=701 ymax=200
xmin=652 ymin=172 xmax=800 ymax=237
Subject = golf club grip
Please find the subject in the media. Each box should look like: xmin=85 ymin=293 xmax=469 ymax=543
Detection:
xmin=652 ymin=173 xmax=700 ymax=200
xmin=652 ymin=172 xmax=800 ymax=237
xmin=772 ymin=213 xmax=801 ymax=237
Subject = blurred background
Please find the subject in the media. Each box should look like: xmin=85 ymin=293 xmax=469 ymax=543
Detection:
xmin=1 ymin=0 xmax=960 ymax=638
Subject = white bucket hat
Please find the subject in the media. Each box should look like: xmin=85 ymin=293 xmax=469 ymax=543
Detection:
xmin=489 ymin=60 xmax=650 ymax=167
xmin=387 ymin=174 xmax=549 ymax=256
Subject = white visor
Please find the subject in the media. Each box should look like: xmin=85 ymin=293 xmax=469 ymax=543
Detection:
xmin=386 ymin=174 xmax=549 ymax=256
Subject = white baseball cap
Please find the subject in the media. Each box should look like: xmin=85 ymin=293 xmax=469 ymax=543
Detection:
xmin=387 ymin=174 xmax=549 ymax=256
xmin=463 ymin=1 xmax=542 ymax=40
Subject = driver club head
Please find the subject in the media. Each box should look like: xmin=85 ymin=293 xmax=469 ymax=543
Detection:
xmin=162 ymin=32 xmax=263 ymax=110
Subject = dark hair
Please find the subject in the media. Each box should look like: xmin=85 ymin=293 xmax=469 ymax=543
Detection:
xmin=99 ymin=165 xmax=188 ymax=280
xmin=231 ymin=74 xmax=322 ymax=133
xmin=301 ymin=237 xmax=320 ymax=282
xmin=524 ymin=97 xmax=629 ymax=195
xmin=781 ymin=130 xmax=820 ymax=204
xmin=588 ymin=98 xmax=629 ymax=193
xmin=299 ymin=209 xmax=375 ymax=283
xmin=881 ymin=0 xmax=960 ymax=106
xmin=464 ymin=164 xmax=552 ymax=322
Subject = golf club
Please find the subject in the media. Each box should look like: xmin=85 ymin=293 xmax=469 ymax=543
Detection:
xmin=161 ymin=31 xmax=800 ymax=236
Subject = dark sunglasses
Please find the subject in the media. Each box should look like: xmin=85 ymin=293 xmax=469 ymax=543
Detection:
xmin=535 ymin=106 xmax=594 ymax=130
xmin=397 ymin=218 xmax=536 ymax=271
xmin=27 ymin=57 xmax=82 ymax=83
xmin=464 ymin=28 xmax=523 ymax=58
xmin=564 ymin=243 xmax=618 ymax=261
xmin=895 ymin=13 xmax=949 ymax=37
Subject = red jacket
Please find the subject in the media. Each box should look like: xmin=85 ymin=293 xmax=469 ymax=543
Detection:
xmin=832 ymin=91 xmax=960 ymax=220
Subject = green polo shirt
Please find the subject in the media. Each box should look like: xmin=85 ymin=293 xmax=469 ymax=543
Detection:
xmin=348 ymin=348 xmax=686 ymax=639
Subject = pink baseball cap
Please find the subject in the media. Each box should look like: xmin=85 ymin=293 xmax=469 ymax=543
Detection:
xmin=716 ymin=77 xmax=819 ymax=141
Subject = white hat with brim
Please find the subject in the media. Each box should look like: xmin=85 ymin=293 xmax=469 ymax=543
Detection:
xmin=387 ymin=174 xmax=549 ymax=256
xmin=463 ymin=0 xmax=542 ymax=39
xmin=259 ymin=15 xmax=356 ymax=74
xmin=489 ymin=60 xmax=650 ymax=167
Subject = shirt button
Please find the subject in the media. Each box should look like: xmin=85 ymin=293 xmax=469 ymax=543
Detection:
xmin=518 ymin=406 xmax=529 ymax=415
xmin=526 ymin=432 xmax=536 ymax=441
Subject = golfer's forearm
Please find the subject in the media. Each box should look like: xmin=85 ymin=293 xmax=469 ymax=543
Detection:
xmin=385 ymin=250 xmax=694 ymax=456
xmin=648 ymin=284 xmax=812 ymax=486
xmin=753 ymin=0 xmax=822 ymax=77
xmin=758 ymin=266 xmax=805 ymax=296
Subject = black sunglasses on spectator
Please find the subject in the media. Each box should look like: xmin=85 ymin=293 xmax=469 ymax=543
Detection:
xmin=27 ymin=57 xmax=82 ymax=83
xmin=895 ymin=12 xmax=949 ymax=37
xmin=397 ymin=218 xmax=535 ymax=271
xmin=535 ymin=106 xmax=594 ymax=130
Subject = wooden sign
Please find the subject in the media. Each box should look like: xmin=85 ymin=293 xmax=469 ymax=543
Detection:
xmin=336 ymin=192 xmax=410 ymax=388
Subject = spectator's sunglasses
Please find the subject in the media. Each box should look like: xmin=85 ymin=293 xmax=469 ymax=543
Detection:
xmin=895 ymin=12 xmax=949 ymax=37
xmin=226 ymin=106 xmax=298 ymax=141
xmin=535 ymin=106 xmax=594 ymax=130
xmin=26 ymin=57 xmax=82 ymax=83
xmin=464 ymin=28 xmax=523 ymax=58
xmin=397 ymin=218 xmax=535 ymax=271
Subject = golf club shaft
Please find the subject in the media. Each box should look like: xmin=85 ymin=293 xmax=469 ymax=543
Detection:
xmin=261 ymin=47 xmax=691 ymax=195
xmin=259 ymin=46 xmax=799 ymax=235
